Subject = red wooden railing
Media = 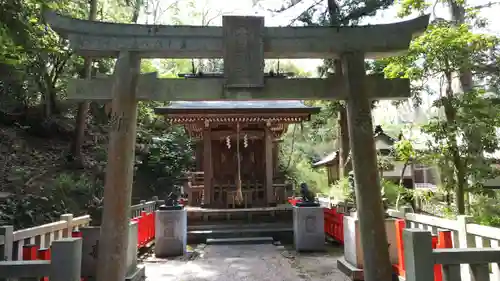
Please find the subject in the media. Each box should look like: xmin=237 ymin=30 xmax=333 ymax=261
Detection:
xmin=393 ymin=219 xmax=453 ymax=281
xmin=19 ymin=210 xmax=157 ymax=281
xmin=324 ymin=208 xmax=344 ymax=243
xmin=132 ymin=210 xmax=155 ymax=247
xmin=22 ymin=234 xmax=80 ymax=281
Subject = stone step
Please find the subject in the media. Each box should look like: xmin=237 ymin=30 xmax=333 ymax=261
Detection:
xmin=187 ymin=216 xmax=292 ymax=225
xmin=189 ymin=227 xmax=292 ymax=235
xmin=187 ymin=226 xmax=293 ymax=244
xmin=188 ymin=222 xmax=292 ymax=231
xmin=206 ymin=237 xmax=274 ymax=245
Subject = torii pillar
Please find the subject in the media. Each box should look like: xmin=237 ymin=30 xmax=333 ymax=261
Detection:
xmin=44 ymin=11 xmax=429 ymax=281
xmin=342 ymin=52 xmax=392 ymax=279
xmin=97 ymin=52 xmax=140 ymax=281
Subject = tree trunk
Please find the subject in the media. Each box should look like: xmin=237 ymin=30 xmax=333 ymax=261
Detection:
xmin=448 ymin=0 xmax=475 ymax=214
xmin=334 ymin=60 xmax=351 ymax=178
xmin=443 ymin=70 xmax=467 ymax=214
xmin=338 ymin=106 xmax=350 ymax=176
xmin=327 ymin=0 xmax=351 ymax=179
xmin=69 ymin=0 xmax=98 ymax=163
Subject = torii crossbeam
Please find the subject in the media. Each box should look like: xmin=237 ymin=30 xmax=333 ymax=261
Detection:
xmin=44 ymin=11 xmax=429 ymax=281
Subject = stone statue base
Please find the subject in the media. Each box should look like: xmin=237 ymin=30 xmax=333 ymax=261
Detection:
xmin=159 ymin=205 xmax=183 ymax=210
xmin=296 ymin=201 xmax=320 ymax=207
xmin=155 ymin=209 xmax=187 ymax=257
xmin=293 ymin=206 xmax=325 ymax=252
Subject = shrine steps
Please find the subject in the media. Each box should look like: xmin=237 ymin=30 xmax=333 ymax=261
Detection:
xmin=187 ymin=222 xmax=293 ymax=244
xmin=206 ymin=236 xmax=275 ymax=245
xmin=185 ymin=206 xmax=294 ymax=244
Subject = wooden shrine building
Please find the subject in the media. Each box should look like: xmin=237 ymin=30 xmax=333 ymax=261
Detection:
xmin=155 ymin=101 xmax=320 ymax=208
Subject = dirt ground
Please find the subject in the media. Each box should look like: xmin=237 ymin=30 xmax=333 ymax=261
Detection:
xmin=144 ymin=243 xmax=349 ymax=281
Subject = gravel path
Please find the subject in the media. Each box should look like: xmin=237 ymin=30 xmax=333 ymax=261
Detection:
xmin=144 ymin=243 xmax=349 ymax=281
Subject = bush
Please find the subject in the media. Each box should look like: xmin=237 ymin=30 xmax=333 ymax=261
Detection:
xmin=470 ymin=194 xmax=500 ymax=227
xmin=0 ymin=173 xmax=103 ymax=229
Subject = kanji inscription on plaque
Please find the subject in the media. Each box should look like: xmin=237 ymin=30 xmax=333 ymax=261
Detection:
xmin=223 ymin=16 xmax=264 ymax=88
xmin=90 ymin=240 xmax=99 ymax=258
xmin=305 ymin=216 xmax=316 ymax=233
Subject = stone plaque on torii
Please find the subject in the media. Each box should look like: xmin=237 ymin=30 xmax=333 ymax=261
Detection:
xmin=44 ymin=11 xmax=429 ymax=281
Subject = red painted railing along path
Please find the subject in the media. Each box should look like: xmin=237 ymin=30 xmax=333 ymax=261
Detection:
xmin=21 ymin=231 xmax=83 ymax=281
xmin=393 ymin=219 xmax=453 ymax=281
xmin=324 ymin=208 xmax=344 ymax=244
xmin=132 ymin=210 xmax=155 ymax=248
xmin=19 ymin=209 xmax=157 ymax=281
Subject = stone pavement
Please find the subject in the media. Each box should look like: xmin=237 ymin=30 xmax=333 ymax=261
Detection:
xmin=144 ymin=243 xmax=349 ymax=281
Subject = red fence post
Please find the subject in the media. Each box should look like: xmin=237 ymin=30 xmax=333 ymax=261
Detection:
xmin=437 ymin=230 xmax=453 ymax=248
xmin=431 ymin=236 xmax=441 ymax=281
xmin=152 ymin=210 xmax=156 ymax=239
xmin=138 ymin=213 xmax=144 ymax=247
xmin=394 ymin=219 xmax=406 ymax=277
xmin=146 ymin=212 xmax=152 ymax=244
xmin=322 ymin=207 xmax=345 ymax=244
xmin=38 ymin=248 xmax=51 ymax=281
xmin=22 ymin=244 xmax=38 ymax=261
xmin=434 ymin=230 xmax=453 ymax=281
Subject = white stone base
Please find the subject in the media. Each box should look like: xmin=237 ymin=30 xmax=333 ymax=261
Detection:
xmin=293 ymin=206 xmax=325 ymax=252
xmin=155 ymin=209 xmax=187 ymax=257
xmin=343 ymin=215 xmax=399 ymax=268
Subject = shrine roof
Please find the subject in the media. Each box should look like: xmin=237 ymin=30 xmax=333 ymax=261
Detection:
xmin=155 ymin=100 xmax=320 ymax=115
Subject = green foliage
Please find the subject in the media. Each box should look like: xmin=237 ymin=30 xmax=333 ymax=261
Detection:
xmin=469 ymin=194 xmax=500 ymax=227
xmin=0 ymin=0 xmax=196 ymax=228
xmin=333 ymin=176 xmax=403 ymax=207
xmin=381 ymin=179 xmax=400 ymax=205
xmin=282 ymin=156 xmax=329 ymax=195
xmin=396 ymin=0 xmax=430 ymax=17
xmin=135 ymin=103 xmax=194 ymax=195
xmin=384 ymin=8 xmax=500 ymax=214
xmin=394 ymin=138 xmax=416 ymax=162
xmin=0 ymin=173 xmax=103 ymax=229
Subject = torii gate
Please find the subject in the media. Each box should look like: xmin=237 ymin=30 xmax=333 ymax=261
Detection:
xmin=44 ymin=11 xmax=429 ymax=281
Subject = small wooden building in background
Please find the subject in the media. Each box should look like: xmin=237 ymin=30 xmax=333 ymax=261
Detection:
xmin=155 ymin=101 xmax=320 ymax=208
xmin=313 ymin=126 xmax=439 ymax=190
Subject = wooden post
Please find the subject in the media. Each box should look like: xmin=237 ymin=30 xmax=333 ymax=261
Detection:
xmin=457 ymin=215 xmax=473 ymax=281
xmin=96 ymin=51 xmax=140 ymax=281
xmin=60 ymin=214 xmax=74 ymax=238
xmin=264 ymin=125 xmax=274 ymax=206
xmin=203 ymin=126 xmax=212 ymax=206
xmin=341 ymin=51 xmax=392 ymax=281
